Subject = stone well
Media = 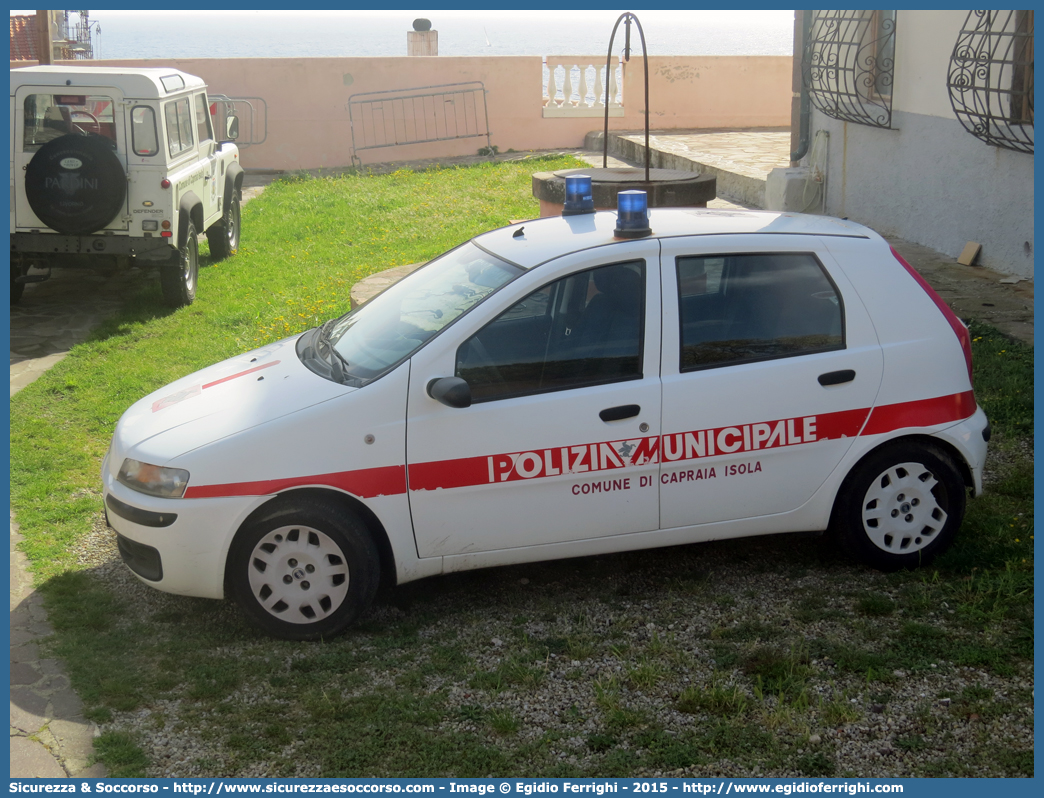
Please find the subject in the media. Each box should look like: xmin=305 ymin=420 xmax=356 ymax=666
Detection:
xmin=532 ymin=167 xmax=716 ymax=217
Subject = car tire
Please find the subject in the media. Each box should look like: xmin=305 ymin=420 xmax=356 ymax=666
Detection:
xmin=24 ymin=134 xmax=127 ymax=235
xmin=206 ymin=188 xmax=241 ymax=260
xmin=161 ymin=221 xmax=199 ymax=307
xmin=832 ymin=441 xmax=966 ymax=571
xmin=227 ymin=498 xmax=380 ymax=640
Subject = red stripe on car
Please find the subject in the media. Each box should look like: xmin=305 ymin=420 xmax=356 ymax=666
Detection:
xmin=861 ymin=391 xmax=977 ymax=436
xmin=183 ymin=464 xmax=406 ymax=499
xmin=184 ymin=392 xmax=975 ymax=498
xmin=202 ymin=360 xmax=281 ymax=390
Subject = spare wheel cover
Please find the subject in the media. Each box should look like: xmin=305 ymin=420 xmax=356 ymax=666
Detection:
xmin=25 ymin=134 xmax=127 ymax=235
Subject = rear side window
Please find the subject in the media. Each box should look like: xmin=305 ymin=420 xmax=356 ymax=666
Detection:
xmin=677 ymin=253 xmax=843 ymax=371
xmin=458 ymin=260 xmax=645 ymax=402
xmin=131 ymin=107 xmax=159 ymax=156
xmin=164 ymin=97 xmax=194 ymax=157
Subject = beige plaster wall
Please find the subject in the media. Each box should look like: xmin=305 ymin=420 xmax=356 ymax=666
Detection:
xmin=12 ymin=56 xmax=791 ymax=170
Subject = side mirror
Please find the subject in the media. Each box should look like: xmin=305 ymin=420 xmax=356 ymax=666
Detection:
xmin=427 ymin=377 xmax=472 ymax=408
xmin=225 ymin=115 xmax=240 ymax=141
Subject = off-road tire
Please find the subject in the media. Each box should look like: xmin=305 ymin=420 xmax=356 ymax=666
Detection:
xmin=10 ymin=265 xmax=27 ymax=305
xmin=161 ymin=222 xmax=199 ymax=307
xmin=206 ymin=188 xmax=241 ymax=260
xmin=228 ymin=498 xmax=380 ymax=640
xmin=24 ymin=134 xmax=126 ymax=235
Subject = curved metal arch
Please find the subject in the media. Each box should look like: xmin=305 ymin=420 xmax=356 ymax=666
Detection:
xmin=801 ymin=10 xmax=895 ymax=129
xmin=947 ymin=10 xmax=1033 ymax=154
xmin=602 ymin=12 xmax=651 ymax=181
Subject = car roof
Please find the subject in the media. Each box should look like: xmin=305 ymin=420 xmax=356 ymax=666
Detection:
xmin=10 ymin=66 xmax=207 ymax=97
xmin=474 ymin=208 xmax=874 ymax=270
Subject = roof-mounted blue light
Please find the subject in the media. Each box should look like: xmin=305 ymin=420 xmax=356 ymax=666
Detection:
xmin=614 ymin=190 xmax=652 ymax=238
xmin=562 ymin=174 xmax=595 ymax=216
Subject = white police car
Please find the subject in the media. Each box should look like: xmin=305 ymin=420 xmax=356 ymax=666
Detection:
xmin=102 ymin=187 xmax=988 ymax=639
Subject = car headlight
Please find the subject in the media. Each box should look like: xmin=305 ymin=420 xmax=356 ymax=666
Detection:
xmin=117 ymin=458 xmax=190 ymax=499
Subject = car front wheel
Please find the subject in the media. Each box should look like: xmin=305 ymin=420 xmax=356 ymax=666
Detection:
xmin=832 ymin=442 xmax=966 ymax=571
xmin=228 ymin=498 xmax=380 ymax=640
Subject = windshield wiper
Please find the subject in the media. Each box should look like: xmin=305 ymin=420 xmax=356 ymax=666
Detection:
xmin=317 ymin=319 xmax=351 ymax=383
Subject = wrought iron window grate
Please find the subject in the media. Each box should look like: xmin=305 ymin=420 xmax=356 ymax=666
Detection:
xmin=802 ymin=10 xmax=896 ymax=129
xmin=948 ymin=10 xmax=1034 ymax=154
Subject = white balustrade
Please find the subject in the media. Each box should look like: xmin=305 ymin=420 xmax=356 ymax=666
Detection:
xmin=542 ymin=56 xmax=624 ymax=118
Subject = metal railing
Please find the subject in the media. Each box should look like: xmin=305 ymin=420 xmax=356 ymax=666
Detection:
xmin=209 ymin=94 xmax=268 ymax=148
xmin=347 ymin=81 xmax=491 ymax=165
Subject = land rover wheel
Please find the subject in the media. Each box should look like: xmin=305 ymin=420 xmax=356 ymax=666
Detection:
xmin=206 ymin=188 xmax=241 ymax=260
xmin=228 ymin=498 xmax=380 ymax=640
xmin=10 ymin=264 xmax=27 ymax=305
xmin=832 ymin=442 xmax=966 ymax=571
xmin=161 ymin=222 xmax=199 ymax=307
xmin=24 ymin=134 xmax=126 ymax=235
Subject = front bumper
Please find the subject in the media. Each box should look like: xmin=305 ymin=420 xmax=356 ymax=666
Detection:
xmin=102 ymin=453 xmax=265 ymax=599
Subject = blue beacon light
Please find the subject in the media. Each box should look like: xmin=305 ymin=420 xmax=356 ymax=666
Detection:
xmin=562 ymin=174 xmax=595 ymax=216
xmin=614 ymin=190 xmax=652 ymax=238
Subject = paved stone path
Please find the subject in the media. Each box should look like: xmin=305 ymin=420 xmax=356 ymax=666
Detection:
xmin=8 ymin=139 xmax=1033 ymax=778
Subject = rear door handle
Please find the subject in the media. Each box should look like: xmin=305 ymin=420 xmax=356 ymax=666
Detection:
xmin=599 ymin=404 xmax=640 ymax=422
xmin=818 ymin=369 xmax=856 ymax=386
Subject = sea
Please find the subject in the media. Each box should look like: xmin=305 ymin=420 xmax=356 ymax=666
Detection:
xmin=79 ymin=9 xmax=794 ymax=60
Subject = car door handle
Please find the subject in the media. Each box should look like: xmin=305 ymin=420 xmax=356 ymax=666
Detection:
xmin=818 ymin=369 xmax=856 ymax=386
xmin=599 ymin=404 xmax=641 ymax=422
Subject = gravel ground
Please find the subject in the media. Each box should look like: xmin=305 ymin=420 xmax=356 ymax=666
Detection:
xmin=70 ymin=441 xmax=1032 ymax=779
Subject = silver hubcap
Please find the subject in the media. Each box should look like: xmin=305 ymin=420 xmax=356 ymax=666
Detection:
xmin=182 ymin=238 xmax=197 ymax=291
xmin=247 ymin=525 xmax=350 ymax=624
xmin=228 ymin=202 xmax=240 ymax=248
xmin=861 ymin=461 xmax=947 ymax=554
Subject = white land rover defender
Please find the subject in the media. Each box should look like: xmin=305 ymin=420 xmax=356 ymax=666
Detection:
xmin=10 ymin=66 xmax=243 ymax=307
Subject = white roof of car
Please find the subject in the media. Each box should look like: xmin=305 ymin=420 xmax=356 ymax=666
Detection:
xmin=10 ymin=66 xmax=207 ymax=98
xmin=476 ymin=208 xmax=875 ymax=270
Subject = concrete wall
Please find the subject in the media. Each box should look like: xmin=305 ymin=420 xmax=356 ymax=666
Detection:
xmin=12 ymin=55 xmax=791 ymax=170
xmin=808 ymin=10 xmax=1034 ymax=279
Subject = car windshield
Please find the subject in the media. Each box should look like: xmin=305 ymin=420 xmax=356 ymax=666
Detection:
xmin=313 ymin=242 xmax=522 ymax=384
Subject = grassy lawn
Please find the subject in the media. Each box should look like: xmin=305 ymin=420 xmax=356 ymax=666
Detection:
xmin=9 ymin=159 xmax=1033 ymax=778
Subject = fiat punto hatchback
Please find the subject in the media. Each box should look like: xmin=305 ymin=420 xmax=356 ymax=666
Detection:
xmin=103 ymin=198 xmax=989 ymax=639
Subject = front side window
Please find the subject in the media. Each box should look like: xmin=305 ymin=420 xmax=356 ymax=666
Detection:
xmin=165 ymin=97 xmax=195 ymax=157
xmin=131 ymin=106 xmax=159 ymax=156
xmin=193 ymin=93 xmax=213 ymax=143
xmin=458 ymin=260 xmax=645 ymax=402
xmin=677 ymin=253 xmax=843 ymax=371
xmin=22 ymin=93 xmax=116 ymax=150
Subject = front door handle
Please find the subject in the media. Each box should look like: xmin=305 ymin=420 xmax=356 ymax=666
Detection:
xmin=818 ymin=369 xmax=856 ymax=386
xmin=599 ymin=404 xmax=640 ymax=422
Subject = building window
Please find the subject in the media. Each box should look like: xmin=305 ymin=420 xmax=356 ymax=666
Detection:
xmin=948 ymin=10 xmax=1034 ymax=154
xmin=802 ymin=10 xmax=897 ymax=129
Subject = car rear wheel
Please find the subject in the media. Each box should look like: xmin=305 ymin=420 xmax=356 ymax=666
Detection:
xmin=832 ymin=442 xmax=966 ymax=570
xmin=206 ymin=188 xmax=241 ymax=260
xmin=161 ymin=221 xmax=199 ymax=307
xmin=228 ymin=498 xmax=380 ymax=640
